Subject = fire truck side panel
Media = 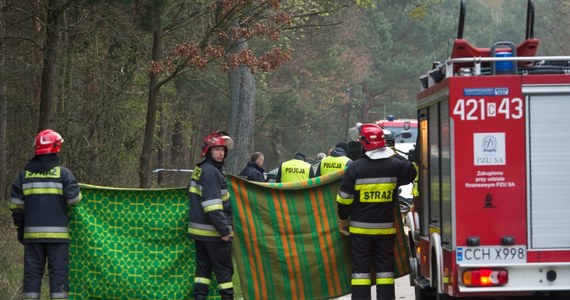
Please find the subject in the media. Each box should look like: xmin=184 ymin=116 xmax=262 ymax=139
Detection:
xmin=450 ymin=76 xmax=528 ymax=253
xmin=524 ymin=80 xmax=570 ymax=253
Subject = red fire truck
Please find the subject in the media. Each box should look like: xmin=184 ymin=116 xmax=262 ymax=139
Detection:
xmin=407 ymin=0 xmax=570 ymax=299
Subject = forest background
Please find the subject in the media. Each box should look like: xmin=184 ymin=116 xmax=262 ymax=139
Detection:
xmin=1 ymin=0 xmax=570 ymax=297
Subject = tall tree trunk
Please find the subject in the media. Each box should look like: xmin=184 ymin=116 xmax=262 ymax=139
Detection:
xmin=0 ymin=0 xmax=7 ymax=199
xmin=30 ymin=0 xmax=42 ymax=125
xmin=157 ymin=97 xmax=164 ymax=186
xmin=226 ymin=29 xmax=256 ymax=175
xmin=37 ymin=0 xmax=63 ymax=131
xmin=139 ymin=29 xmax=163 ymax=188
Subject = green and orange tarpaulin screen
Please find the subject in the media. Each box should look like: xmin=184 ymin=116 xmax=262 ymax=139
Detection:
xmin=69 ymin=171 xmax=410 ymax=299
xmin=229 ymin=171 xmax=411 ymax=300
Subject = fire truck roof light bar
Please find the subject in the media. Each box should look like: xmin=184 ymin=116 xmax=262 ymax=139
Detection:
xmin=444 ymin=56 xmax=570 ymax=78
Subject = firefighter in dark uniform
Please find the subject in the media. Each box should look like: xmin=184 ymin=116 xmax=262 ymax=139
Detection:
xmin=316 ymin=142 xmax=352 ymax=176
xmin=188 ymin=131 xmax=235 ymax=299
xmin=9 ymin=129 xmax=82 ymax=300
xmin=336 ymin=123 xmax=416 ymax=300
xmin=275 ymin=152 xmax=315 ymax=182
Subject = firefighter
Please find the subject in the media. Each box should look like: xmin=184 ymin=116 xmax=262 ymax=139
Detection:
xmin=188 ymin=131 xmax=235 ymax=300
xmin=9 ymin=129 xmax=82 ymax=300
xmin=316 ymin=142 xmax=352 ymax=176
xmin=275 ymin=152 xmax=315 ymax=183
xmin=336 ymin=123 xmax=416 ymax=300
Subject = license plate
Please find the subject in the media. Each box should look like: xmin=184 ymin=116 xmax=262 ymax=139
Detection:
xmin=456 ymin=245 xmax=527 ymax=264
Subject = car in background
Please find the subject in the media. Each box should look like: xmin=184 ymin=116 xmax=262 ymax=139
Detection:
xmin=376 ymin=115 xmax=418 ymax=159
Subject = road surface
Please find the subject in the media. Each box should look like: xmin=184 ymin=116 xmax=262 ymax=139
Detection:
xmin=331 ymin=274 xmax=416 ymax=300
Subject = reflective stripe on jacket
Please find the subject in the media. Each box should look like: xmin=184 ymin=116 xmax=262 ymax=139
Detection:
xmin=10 ymin=164 xmax=82 ymax=243
xmin=336 ymin=154 xmax=416 ymax=236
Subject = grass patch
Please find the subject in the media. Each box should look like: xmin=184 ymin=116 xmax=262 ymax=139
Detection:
xmin=0 ymin=201 xmax=25 ymax=300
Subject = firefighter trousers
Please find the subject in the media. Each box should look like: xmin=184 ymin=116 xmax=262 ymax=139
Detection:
xmin=23 ymin=243 xmax=69 ymax=300
xmin=350 ymin=234 xmax=395 ymax=300
xmin=193 ymin=240 xmax=234 ymax=300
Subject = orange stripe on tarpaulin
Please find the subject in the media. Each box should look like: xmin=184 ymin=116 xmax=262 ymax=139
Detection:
xmin=279 ymin=188 xmax=306 ymax=300
xmin=231 ymin=181 xmax=258 ymax=298
xmin=393 ymin=204 xmax=412 ymax=276
xmin=271 ymin=188 xmax=298 ymax=300
xmin=308 ymin=187 xmax=337 ymax=296
xmin=234 ymin=179 xmax=267 ymax=299
xmin=228 ymin=173 xmax=410 ymax=299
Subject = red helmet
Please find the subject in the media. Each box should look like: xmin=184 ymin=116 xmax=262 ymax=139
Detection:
xmin=35 ymin=129 xmax=64 ymax=155
xmin=358 ymin=123 xmax=386 ymax=151
xmin=200 ymin=131 xmax=234 ymax=157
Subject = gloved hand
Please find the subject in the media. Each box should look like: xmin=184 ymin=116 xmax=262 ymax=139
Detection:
xmin=11 ymin=209 xmax=25 ymax=244
xmin=338 ymin=219 xmax=350 ymax=236
xmin=12 ymin=209 xmax=24 ymax=226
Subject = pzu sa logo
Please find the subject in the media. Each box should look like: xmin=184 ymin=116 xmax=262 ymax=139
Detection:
xmin=494 ymin=88 xmax=509 ymax=95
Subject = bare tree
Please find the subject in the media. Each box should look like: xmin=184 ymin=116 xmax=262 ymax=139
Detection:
xmin=138 ymin=0 xmax=292 ymax=187
xmin=0 ymin=0 xmax=7 ymax=199
xmin=37 ymin=0 xmax=73 ymax=131
xmin=225 ymin=23 xmax=256 ymax=175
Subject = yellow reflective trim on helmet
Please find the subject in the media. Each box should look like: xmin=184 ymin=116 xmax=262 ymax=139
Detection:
xmin=351 ymin=278 xmax=372 ymax=285
xmin=349 ymin=227 xmax=396 ymax=235
xmin=23 ymin=188 xmax=63 ymax=196
xmin=24 ymin=232 xmax=69 ymax=239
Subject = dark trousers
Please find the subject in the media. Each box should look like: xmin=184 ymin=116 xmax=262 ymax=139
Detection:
xmin=23 ymin=243 xmax=69 ymax=299
xmin=193 ymin=240 xmax=234 ymax=300
xmin=350 ymin=234 xmax=395 ymax=300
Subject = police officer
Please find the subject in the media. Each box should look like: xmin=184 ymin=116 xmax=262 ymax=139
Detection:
xmin=336 ymin=123 xmax=416 ymax=300
xmin=188 ymin=131 xmax=235 ymax=299
xmin=316 ymin=142 xmax=352 ymax=176
xmin=275 ymin=152 xmax=314 ymax=183
xmin=10 ymin=129 xmax=82 ymax=300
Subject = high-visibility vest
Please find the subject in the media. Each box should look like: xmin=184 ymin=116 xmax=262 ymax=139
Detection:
xmin=319 ymin=155 xmax=351 ymax=175
xmin=280 ymin=159 xmax=311 ymax=182
xmin=412 ymin=162 xmax=419 ymax=197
